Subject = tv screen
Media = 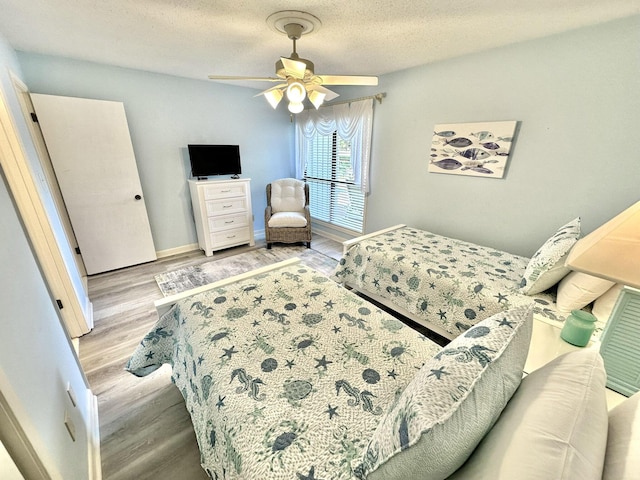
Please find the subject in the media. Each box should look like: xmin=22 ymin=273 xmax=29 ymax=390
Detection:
xmin=188 ymin=144 xmax=241 ymax=178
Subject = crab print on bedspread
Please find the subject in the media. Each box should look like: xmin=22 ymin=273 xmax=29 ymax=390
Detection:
xmin=126 ymin=263 xmax=442 ymax=479
xmin=332 ymin=226 xmax=560 ymax=338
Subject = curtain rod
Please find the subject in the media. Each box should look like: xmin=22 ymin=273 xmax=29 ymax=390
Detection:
xmin=292 ymin=92 xmax=386 ymax=120
xmin=322 ymin=92 xmax=386 ymax=107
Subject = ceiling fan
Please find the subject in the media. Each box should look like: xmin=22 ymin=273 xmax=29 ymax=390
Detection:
xmin=207 ymin=11 xmax=378 ymax=114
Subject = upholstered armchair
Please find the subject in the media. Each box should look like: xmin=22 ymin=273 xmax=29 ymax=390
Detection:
xmin=265 ymin=178 xmax=312 ymax=249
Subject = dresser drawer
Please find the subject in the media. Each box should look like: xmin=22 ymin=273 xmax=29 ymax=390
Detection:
xmin=210 ymin=227 xmax=251 ymax=248
xmin=189 ymin=178 xmax=254 ymax=256
xmin=205 ymin=197 xmax=248 ymax=216
xmin=207 ymin=213 xmax=248 ymax=231
xmin=203 ymin=182 xmax=247 ymax=200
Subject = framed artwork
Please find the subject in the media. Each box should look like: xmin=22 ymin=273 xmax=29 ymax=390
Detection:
xmin=428 ymin=121 xmax=517 ymax=178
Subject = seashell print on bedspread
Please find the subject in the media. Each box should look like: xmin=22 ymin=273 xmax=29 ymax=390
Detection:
xmin=126 ymin=263 xmax=442 ymax=479
xmin=331 ymin=227 xmax=561 ymax=338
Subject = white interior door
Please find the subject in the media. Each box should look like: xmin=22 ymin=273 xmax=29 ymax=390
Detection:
xmin=31 ymin=94 xmax=157 ymax=275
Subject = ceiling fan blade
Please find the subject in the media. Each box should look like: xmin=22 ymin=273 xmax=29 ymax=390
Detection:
xmin=280 ymin=57 xmax=307 ymax=79
xmin=253 ymin=84 xmax=286 ymax=97
xmin=316 ymin=75 xmax=379 ymax=86
xmin=307 ymin=84 xmax=340 ymax=102
xmin=208 ymin=75 xmax=282 ymax=82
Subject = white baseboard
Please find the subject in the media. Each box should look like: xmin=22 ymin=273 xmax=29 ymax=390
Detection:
xmin=87 ymin=392 xmax=101 ymax=480
xmin=155 ymin=243 xmax=199 ymax=259
xmin=85 ymin=298 xmax=94 ymax=331
xmin=310 ymin=223 xmax=353 ymax=243
xmin=157 ymin=227 xmax=348 ymax=258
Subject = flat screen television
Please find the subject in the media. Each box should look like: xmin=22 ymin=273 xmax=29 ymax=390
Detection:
xmin=188 ymin=144 xmax=241 ymax=178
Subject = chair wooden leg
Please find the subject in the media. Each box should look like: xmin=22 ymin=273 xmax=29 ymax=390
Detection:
xmin=267 ymin=243 xmax=272 ymax=249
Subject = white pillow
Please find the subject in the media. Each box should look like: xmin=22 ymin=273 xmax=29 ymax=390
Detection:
xmin=603 ymin=392 xmax=640 ymax=480
xmin=270 ymin=178 xmax=306 ymax=213
xmin=267 ymin=211 xmax=307 ymax=228
xmin=556 ymin=271 xmax=615 ymax=315
xmin=520 ymin=218 xmax=581 ymax=295
xmin=592 ymin=284 xmax=624 ymax=323
xmin=354 ymin=306 xmax=533 ymax=480
xmin=448 ymin=349 xmax=609 ymax=480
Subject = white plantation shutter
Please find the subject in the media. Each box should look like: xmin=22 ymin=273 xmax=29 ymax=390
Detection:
xmin=295 ymin=99 xmax=372 ymax=233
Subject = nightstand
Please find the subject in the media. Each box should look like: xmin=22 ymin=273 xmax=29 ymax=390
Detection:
xmin=524 ymin=315 xmax=626 ymax=410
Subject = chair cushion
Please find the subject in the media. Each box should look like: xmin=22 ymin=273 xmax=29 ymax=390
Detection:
xmin=268 ymin=211 xmax=307 ymax=228
xmin=603 ymin=392 xmax=640 ymax=480
xmin=447 ymin=348 xmax=608 ymax=480
xmin=354 ymin=305 xmax=533 ymax=480
xmin=271 ymin=178 xmax=306 ymax=213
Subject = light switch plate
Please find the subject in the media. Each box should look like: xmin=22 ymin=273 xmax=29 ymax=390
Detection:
xmin=64 ymin=410 xmax=76 ymax=442
xmin=66 ymin=382 xmax=77 ymax=407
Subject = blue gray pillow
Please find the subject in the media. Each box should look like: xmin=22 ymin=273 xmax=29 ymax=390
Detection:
xmin=353 ymin=305 xmax=533 ymax=480
xmin=520 ymin=217 xmax=581 ymax=295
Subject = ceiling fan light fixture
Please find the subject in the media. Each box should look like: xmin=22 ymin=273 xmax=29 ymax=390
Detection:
xmin=209 ymin=12 xmax=377 ymax=116
xmin=308 ymin=90 xmax=326 ymax=109
xmin=263 ymin=88 xmax=283 ymax=109
xmin=286 ymin=78 xmax=306 ymax=103
xmin=288 ymin=101 xmax=304 ymax=114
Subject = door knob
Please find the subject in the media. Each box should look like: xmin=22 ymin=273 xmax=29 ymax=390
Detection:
xmin=134 ymin=194 xmax=142 ymax=200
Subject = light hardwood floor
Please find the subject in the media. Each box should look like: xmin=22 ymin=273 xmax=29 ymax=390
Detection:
xmin=79 ymin=236 xmax=343 ymax=479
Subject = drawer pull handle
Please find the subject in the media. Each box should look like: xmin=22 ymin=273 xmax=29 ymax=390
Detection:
xmin=227 ymin=235 xmax=236 ymax=239
xmin=225 ymin=220 xmax=235 ymax=224
xmin=221 ymin=189 xmax=231 ymax=193
xmin=223 ymin=204 xmax=233 ymax=208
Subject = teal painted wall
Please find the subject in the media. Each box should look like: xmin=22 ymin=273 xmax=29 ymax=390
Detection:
xmin=13 ymin=15 xmax=640 ymax=257
xmin=344 ymin=15 xmax=640 ymax=256
xmin=0 ymin=33 xmax=91 ymax=479
xmin=17 ymin=54 xmax=294 ymax=252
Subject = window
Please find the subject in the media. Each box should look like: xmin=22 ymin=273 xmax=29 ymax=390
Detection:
xmin=304 ymin=132 xmax=366 ymax=232
xmin=295 ymin=99 xmax=373 ymax=234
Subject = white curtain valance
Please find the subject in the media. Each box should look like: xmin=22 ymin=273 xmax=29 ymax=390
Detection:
xmin=295 ymin=98 xmax=373 ymax=192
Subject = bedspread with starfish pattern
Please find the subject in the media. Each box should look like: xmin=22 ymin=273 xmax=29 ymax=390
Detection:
xmin=127 ymin=262 xmax=442 ymax=479
xmin=331 ymin=226 xmax=563 ymax=338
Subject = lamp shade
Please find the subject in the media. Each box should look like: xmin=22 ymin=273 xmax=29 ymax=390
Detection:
xmin=308 ymin=90 xmax=326 ymax=109
xmin=565 ymin=200 xmax=640 ymax=288
xmin=263 ymin=89 xmax=283 ymax=109
xmin=286 ymin=79 xmax=306 ymax=103
xmin=287 ymin=101 xmax=304 ymax=114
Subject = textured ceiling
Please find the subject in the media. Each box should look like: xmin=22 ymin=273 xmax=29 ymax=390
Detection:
xmin=1 ymin=0 xmax=638 ymax=89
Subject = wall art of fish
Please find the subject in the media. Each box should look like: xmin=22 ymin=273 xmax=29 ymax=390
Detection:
xmin=434 ymin=130 xmax=456 ymax=137
xmin=464 ymin=167 xmax=493 ymax=174
xmin=470 ymin=131 xmax=494 ymax=141
xmin=455 ymin=148 xmax=491 ymax=160
xmin=443 ymin=137 xmax=473 ymax=148
xmin=430 ymin=158 xmax=462 ymax=170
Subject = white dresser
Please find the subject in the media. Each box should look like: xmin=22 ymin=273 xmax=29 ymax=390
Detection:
xmin=188 ymin=178 xmax=255 ymax=256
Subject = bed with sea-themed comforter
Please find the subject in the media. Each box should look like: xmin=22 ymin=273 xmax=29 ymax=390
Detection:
xmin=332 ymin=224 xmax=567 ymax=340
xmin=126 ymin=258 xmax=443 ymax=479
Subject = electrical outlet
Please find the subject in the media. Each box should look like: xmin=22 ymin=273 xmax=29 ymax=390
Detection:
xmin=64 ymin=410 xmax=76 ymax=442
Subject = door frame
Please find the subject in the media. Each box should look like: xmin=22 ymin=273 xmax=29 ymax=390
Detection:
xmin=11 ymin=74 xmax=87 ymax=279
xmin=0 ymin=386 xmax=52 ymax=480
xmin=0 ymin=75 xmax=92 ymax=338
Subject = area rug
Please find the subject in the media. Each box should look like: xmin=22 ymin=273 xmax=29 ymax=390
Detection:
xmin=155 ymin=246 xmax=339 ymax=297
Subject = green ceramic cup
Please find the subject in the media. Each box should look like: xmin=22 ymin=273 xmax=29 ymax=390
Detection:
xmin=560 ymin=309 xmax=597 ymax=347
